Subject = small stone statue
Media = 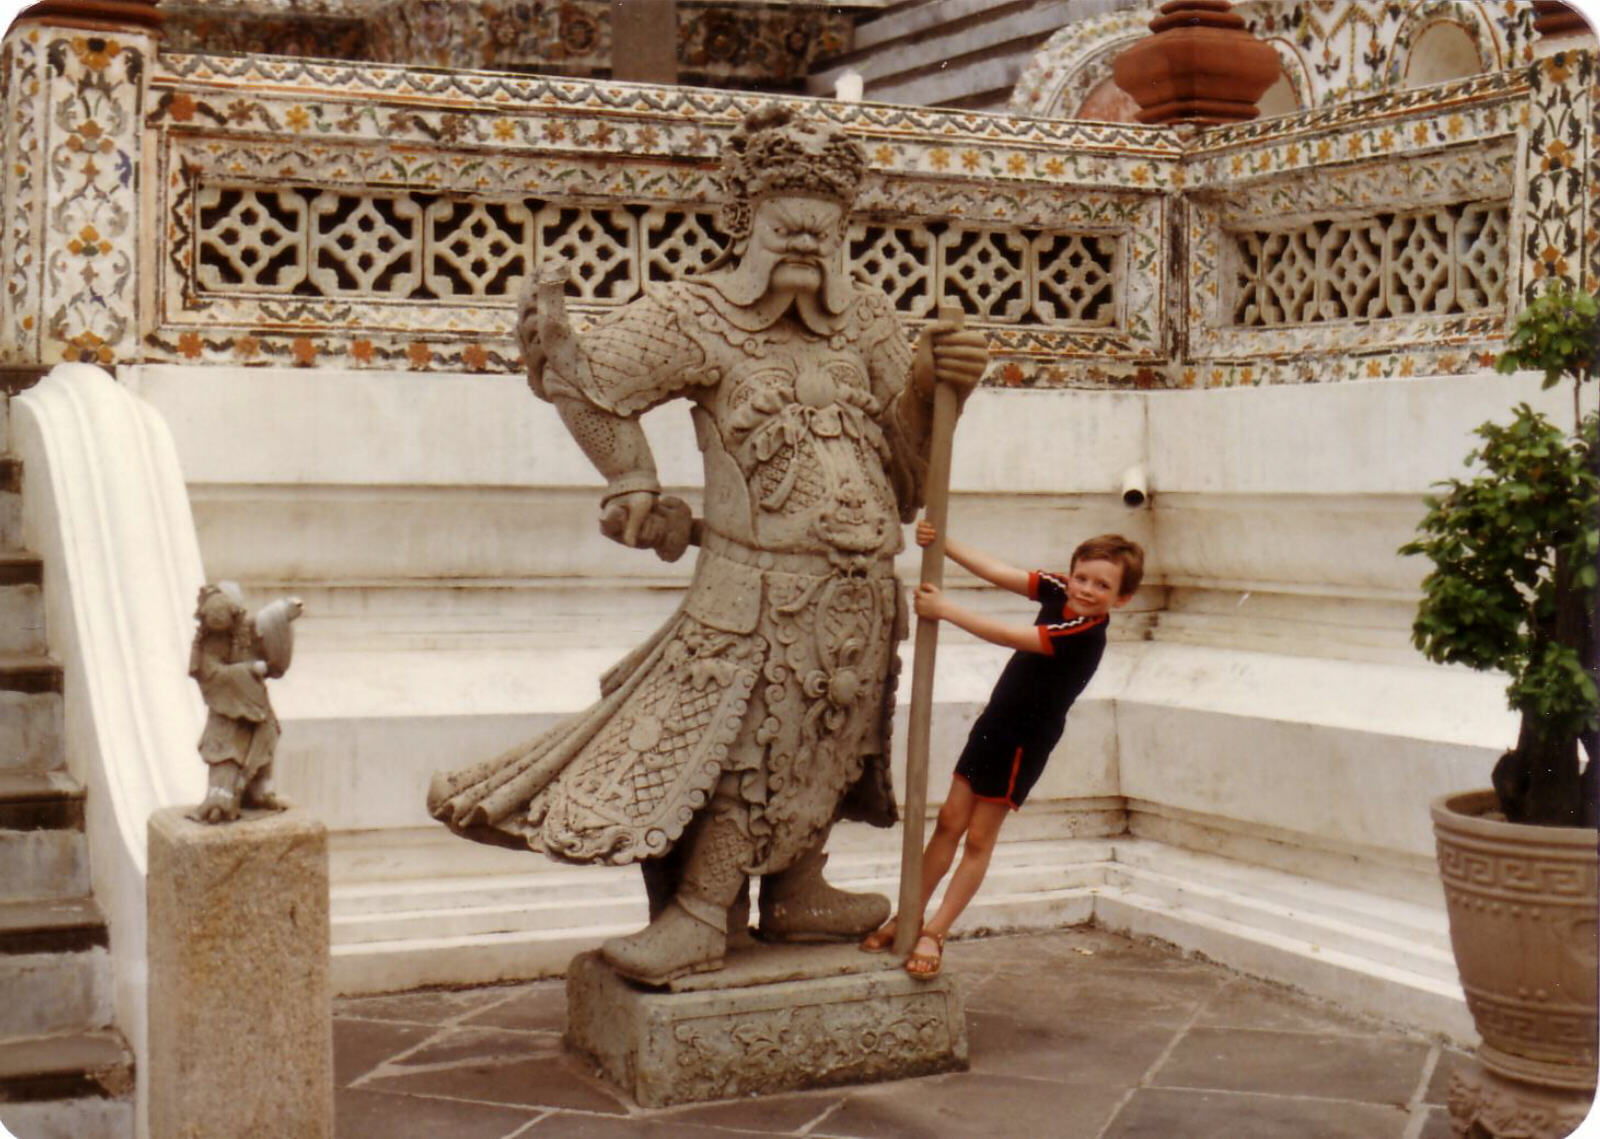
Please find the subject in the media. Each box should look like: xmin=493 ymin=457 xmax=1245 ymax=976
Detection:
xmin=428 ymin=105 xmax=988 ymax=985
xmin=188 ymin=583 xmax=303 ymax=824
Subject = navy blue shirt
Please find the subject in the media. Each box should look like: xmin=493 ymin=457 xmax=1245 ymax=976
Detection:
xmin=974 ymin=570 xmax=1107 ymax=741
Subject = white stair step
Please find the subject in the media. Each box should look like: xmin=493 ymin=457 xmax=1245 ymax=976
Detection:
xmin=0 ymin=947 xmax=113 ymax=1038
xmin=0 ymin=491 xmax=18 ymax=551
xmin=336 ymin=893 xmax=651 ymax=945
xmin=1110 ymin=842 xmax=1449 ymax=945
xmin=326 ymin=836 xmax=1121 ymax=993
xmin=0 ymin=690 xmax=63 ymax=773
xmin=1104 ymin=862 xmax=1455 ymax=982
xmin=0 ymin=830 xmax=88 ymax=902
xmin=328 ymin=834 xmax=1113 ymax=922
xmin=331 ymin=857 xmax=1113 ymax=948
xmin=331 ymin=921 xmax=645 ymax=995
xmin=0 ymin=1095 xmax=133 ymax=1139
xmin=955 ymin=885 xmax=1099 ymax=936
xmin=0 ymin=579 xmax=44 ymax=658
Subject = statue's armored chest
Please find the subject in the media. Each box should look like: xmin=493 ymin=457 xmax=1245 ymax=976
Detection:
xmin=706 ymin=337 xmax=880 ymax=452
xmin=692 ymin=332 xmax=896 ymax=555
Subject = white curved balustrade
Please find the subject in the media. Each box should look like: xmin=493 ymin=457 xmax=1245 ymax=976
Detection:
xmin=11 ymin=363 xmax=208 ymax=1136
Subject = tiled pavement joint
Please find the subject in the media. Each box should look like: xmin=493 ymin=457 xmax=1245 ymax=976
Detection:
xmin=1091 ymin=957 xmax=1211 ymax=1139
xmin=1400 ymin=1046 xmax=1445 ymax=1139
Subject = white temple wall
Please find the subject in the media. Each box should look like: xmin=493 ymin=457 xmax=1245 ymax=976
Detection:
xmin=128 ymin=362 xmax=1576 ymax=903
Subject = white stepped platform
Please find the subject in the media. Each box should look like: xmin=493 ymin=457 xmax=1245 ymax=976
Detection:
xmin=328 ymin=825 xmax=1470 ymax=1043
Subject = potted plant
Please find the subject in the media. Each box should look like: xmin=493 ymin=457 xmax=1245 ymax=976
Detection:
xmin=1402 ymin=282 xmax=1597 ymax=1133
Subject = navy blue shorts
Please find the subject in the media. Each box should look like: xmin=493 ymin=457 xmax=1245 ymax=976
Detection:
xmin=953 ymin=719 xmax=1061 ymax=810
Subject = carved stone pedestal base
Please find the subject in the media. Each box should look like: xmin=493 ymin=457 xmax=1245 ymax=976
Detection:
xmin=566 ymin=942 xmax=968 ymax=1107
xmin=1449 ymin=1059 xmax=1595 ymax=1138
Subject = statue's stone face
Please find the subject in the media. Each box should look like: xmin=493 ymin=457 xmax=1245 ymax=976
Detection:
xmin=746 ymin=194 xmax=846 ymax=296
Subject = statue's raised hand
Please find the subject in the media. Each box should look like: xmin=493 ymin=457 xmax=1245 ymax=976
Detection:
xmin=912 ymin=319 xmax=989 ymax=407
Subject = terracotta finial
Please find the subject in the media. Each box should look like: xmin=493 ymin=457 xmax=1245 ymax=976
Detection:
xmin=1110 ymin=0 xmax=1281 ymax=126
xmin=14 ymin=0 xmax=163 ymax=34
xmin=1532 ymin=2 xmax=1591 ymax=38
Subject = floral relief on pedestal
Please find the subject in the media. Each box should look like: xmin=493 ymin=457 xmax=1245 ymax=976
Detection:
xmin=665 ymin=991 xmax=956 ymax=1102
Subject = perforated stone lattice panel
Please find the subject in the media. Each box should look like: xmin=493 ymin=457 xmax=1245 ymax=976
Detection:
xmin=848 ymin=223 xmax=934 ymax=319
xmin=190 ymin=184 xmax=1129 ymax=331
xmin=195 ymin=187 xmax=309 ymax=294
xmin=1230 ymin=200 xmax=1509 ymax=327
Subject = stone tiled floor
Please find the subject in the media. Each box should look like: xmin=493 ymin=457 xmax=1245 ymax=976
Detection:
xmin=335 ymin=927 xmax=1469 ymax=1138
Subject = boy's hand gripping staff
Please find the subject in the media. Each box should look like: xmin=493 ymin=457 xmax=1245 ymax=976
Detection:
xmin=895 ymin=304 xmax=966 ymax=958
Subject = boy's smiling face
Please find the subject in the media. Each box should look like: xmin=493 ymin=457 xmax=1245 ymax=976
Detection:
xmin=1067 ymin=557 xmax=1132 ymax=618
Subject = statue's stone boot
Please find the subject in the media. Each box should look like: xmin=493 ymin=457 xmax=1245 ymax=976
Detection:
xmin=601 ymin=896 xmax=726 ymax=986
xmin=758 ymin=845 xmax=890 ymax=943
xmin=602 ymin=796 xmax=749 ymax=985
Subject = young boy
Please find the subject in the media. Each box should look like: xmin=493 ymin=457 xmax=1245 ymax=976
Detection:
xmin=863 ymin=520 xmax=1144 ymax=978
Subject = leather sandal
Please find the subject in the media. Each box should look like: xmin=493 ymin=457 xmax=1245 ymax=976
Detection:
xmin=859 ymin=918 xmax=899 ymax=953
xmin=906 ymin=932 xmax=945 ymax=980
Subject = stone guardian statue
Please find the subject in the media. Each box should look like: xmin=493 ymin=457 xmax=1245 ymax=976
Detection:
xmin=189 ymin=583 xmax=303 ymax=824
xmin=428 ymin=105 xmax=989 ymax=985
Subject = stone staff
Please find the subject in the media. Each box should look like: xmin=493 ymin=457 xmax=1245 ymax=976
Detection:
xmin=895 ymin=303 xmax=965 ymax=958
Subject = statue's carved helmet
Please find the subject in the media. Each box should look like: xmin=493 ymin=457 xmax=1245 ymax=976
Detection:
xmin=715 ymin=106 xmax=867 ymax=243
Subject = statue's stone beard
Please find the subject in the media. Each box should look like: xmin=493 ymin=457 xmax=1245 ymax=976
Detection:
xmin=704 ymin=240 xmax=853 ymax=335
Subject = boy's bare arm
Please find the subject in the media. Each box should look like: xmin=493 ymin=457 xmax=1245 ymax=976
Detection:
xmin=914 ymin=584 xmax=1043 ymax=654
xmin=915 ymin=520 xmax=1030 ymax=596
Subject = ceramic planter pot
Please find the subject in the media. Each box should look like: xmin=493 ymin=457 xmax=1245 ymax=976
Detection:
xmin=1431 ymin=790 xmax=1598 ymax=1090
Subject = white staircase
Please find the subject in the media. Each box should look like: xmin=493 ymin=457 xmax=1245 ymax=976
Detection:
xmin=0 ymin=385 xmax=133 ymax=1139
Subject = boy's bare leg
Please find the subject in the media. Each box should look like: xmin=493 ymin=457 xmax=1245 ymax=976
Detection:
xmin=910 ymin=798 xmax=1010 ymax=972
xmin=919 ymin=778 xmax=976 ymax=915
xmin=863 ymin=777 xmax=973 ymax=949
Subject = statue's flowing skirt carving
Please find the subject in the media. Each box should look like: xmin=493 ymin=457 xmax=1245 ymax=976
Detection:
xmin=428 ymin=547 xmax=904 ymax=874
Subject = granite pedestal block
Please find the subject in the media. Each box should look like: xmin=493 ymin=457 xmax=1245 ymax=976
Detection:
xmin=148 ymin=806 xmax=334 ymax=1139
xmin=567 ymin=942 xmax=968 ymax=1107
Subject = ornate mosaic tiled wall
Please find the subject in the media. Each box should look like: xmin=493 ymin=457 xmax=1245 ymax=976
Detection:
xmin=141 ymin=54 xmax=1181 ymax=385
xmin=0 ymin=25 xmax=153 ymax=367
xmin=4 ymin=14 xmax=1594 ymax=389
